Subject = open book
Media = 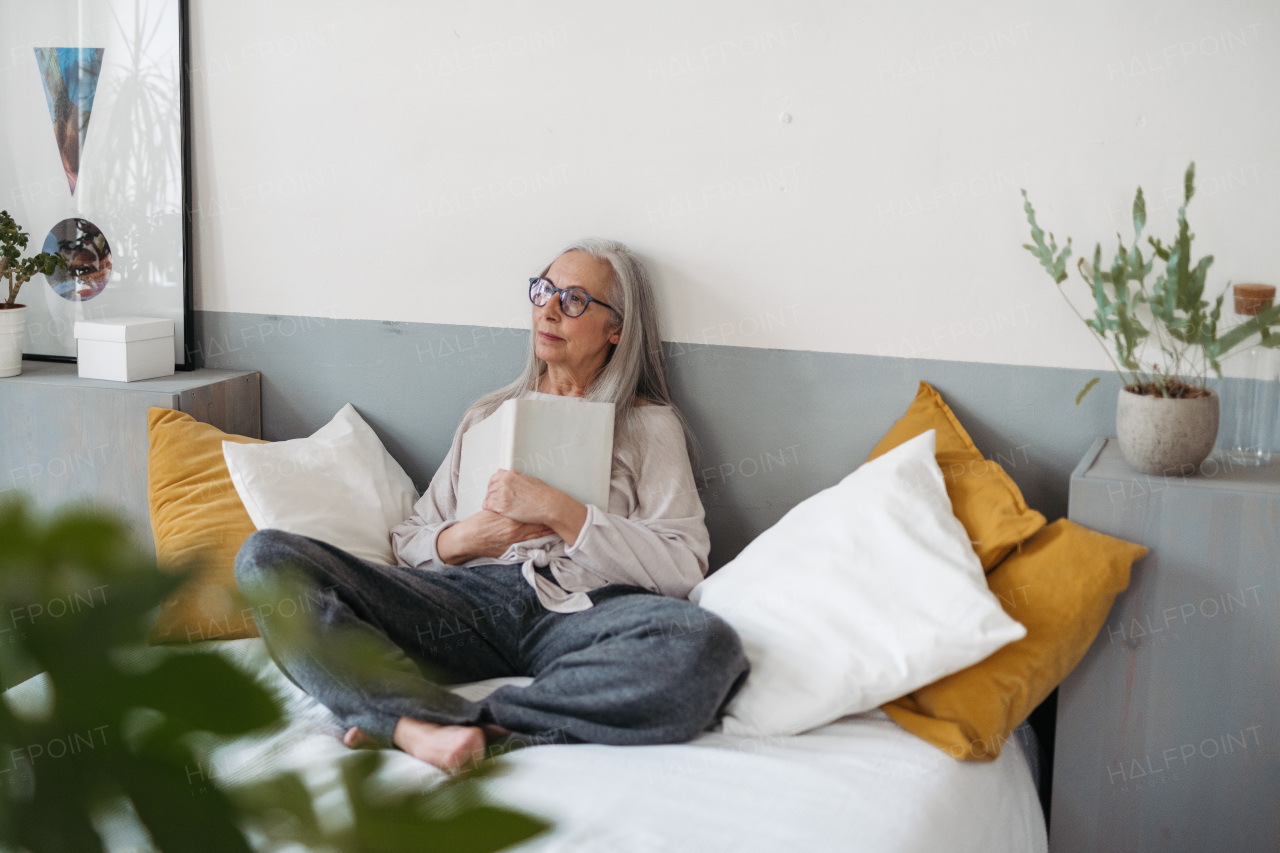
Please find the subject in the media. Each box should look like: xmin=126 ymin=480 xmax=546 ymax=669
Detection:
xmin=455 ymin=397 xmax=615 ymax=519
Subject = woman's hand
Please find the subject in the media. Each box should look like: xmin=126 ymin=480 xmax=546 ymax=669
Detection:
xmin=483 ymin=469 xmax=589 ymax=547
xmin=435 ymin=511 xmax=553 ymax=565
xmin=481 ymin=469 xmax=559 ymax=525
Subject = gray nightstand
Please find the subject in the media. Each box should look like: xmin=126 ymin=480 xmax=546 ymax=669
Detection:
xmin=0 ymin=361 xmax=260 ymax=556
xmin=1050 ymin=438 xmax=1280 ymax=852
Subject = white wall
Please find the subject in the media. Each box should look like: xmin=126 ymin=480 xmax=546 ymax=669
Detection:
xmin=188 ymin=0 xmax=1280 ymax=371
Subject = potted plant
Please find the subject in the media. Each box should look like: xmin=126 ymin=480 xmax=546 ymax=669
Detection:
xmin=0 ymin=210 xmax=68 ymax=378
xmin=1020 ymin=163 xmax=1280 ymax=475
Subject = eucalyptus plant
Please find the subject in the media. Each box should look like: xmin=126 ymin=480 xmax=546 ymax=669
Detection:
xmin=1021 ymin=162 xmax=1280 ymax=401
xmin=0 ymin=210 xmax=68 ymax=310
xmin=0 ymin=496 xmax=549 ymax=852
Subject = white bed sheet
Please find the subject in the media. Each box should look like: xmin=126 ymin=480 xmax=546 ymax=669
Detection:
xmin=4 ymin=638 xmax=1048 ymax=853
xmin=474 ymin=713 xmax=1045 ymax=853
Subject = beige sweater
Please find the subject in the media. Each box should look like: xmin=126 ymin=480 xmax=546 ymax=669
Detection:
xmin=390 ymin=391 xmax=710 ymax=613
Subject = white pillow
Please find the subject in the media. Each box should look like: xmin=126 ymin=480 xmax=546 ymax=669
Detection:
xmin=222 ymin=404 xmax=418 ymax=565
xmin=689 ymin=430 xmax=1026 ymax=737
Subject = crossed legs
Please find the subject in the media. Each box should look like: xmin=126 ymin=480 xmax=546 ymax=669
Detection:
xmin=234 ymin=529 xmax=749 ymax=772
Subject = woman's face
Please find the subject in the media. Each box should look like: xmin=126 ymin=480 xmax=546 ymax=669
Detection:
xmin=533 ymin=250 xmax=621 ymax=378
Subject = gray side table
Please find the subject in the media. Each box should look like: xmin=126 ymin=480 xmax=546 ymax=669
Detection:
xmin=0 ymin=361 xmax=260 ymax=557
xmin=1051 ymin=438 xmax=1279 ymax=852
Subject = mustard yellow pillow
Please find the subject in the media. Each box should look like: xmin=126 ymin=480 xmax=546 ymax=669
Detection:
xmin=882 ymin=519 xmax=1147 ymax=760
xmin=867 ymin=382 xmax=1046 ymax=570
xmin=146 ymin=407 xmax=268 ymax=644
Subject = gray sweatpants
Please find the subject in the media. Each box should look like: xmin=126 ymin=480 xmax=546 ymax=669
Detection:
xmin=234 ymin=529 xmax=750 ymax=751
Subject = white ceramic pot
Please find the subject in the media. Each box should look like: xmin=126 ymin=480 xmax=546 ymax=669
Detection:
xmin=0 ymin=304 xmax=27 ymax=378
xmin=1116 ymin=386 xmax=1219 ymax=476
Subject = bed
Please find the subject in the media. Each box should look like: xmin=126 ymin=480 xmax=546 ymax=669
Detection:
xmin=3 ymin=635 xmax=1047 ymax=853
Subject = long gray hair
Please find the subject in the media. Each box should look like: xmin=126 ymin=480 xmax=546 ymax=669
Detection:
xmin=463 ymin=238 xmax=698 ymax=463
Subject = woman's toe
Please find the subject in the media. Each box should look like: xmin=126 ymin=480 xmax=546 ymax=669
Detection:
xmin=343 ymin=726 xmax=374 ymax=749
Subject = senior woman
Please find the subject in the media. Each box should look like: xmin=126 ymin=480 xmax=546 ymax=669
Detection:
xmin=235 ymin=238 xmax=749 ymax=773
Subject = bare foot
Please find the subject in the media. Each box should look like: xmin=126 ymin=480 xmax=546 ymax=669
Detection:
xmin=392 ymin=717 xmax=488 ymax=773
xmin=342 ymin=726 xmax=378 ymax=749
xmin=342 ymin=722 xmax=515 ymax=768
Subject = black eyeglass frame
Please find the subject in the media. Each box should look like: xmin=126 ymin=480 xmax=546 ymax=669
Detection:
xmin=529 ymin=277 xmax=622 ymax=319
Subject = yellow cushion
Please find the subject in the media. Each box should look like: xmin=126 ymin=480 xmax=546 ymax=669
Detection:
xmin=867 ymin=382 xmax=1046 ymax=570
xmin=882 ymin=519 xmax=1147 ymax=760
xmin=146 ymin=407 xmax=268 ymax=644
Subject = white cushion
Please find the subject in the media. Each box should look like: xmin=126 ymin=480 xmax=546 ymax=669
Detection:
xmin=222 ymin=404 xmax=417 ymax=565
xmin=689 ymin=430 xmax=1026 ymax=737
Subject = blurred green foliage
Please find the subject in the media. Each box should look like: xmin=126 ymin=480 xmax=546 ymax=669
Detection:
xmin=1021 ymin=163 xmax=1280 ymax=400
xmin=0 ymin=497 xmax=548 ymax=852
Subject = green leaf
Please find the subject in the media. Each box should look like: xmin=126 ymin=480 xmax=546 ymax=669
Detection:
xmin=1020 ymin=189 xmax=1072 ymax=284
xmin=1132 ymin=186 xmax=1146 ymax=236
xmin=407 ymin=806 xmax=552 ymax=853
xmin=126 ymin=654 xmax=280 ymax=735
xmin=1075 ymin=377 xmax=1101 ymax=405
xmin=114 ymin=752 xmax=255 ymax=853
xmin=1207 ymin=302 xmax=1280 ymax=360
xmin=225 ymin=771 xmax=325 ymax=848
xmin=1185 ymin=254 xmax=1213 ymax=314
xmin=10 ymin=753 xmax=107 ymax=853
xmin=335 ymin=753 xmax=550 ymax=853
xmin=1148 ymin=236 xmax=1170 ymax=262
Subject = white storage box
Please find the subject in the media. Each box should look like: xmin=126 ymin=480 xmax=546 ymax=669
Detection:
xmin=73 ymin=316 xmax=175 ymax=382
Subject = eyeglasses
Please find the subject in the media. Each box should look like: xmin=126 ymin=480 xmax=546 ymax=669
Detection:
xmin=529 ymin=278 xmax=622 ymax=319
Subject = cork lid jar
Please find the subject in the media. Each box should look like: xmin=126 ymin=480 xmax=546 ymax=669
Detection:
xmin=1233 ymin=283 xmax=1276 ymax=316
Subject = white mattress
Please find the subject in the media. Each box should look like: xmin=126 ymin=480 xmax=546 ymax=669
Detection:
xmin=5 ymin=638 xmax=1047 ymax=853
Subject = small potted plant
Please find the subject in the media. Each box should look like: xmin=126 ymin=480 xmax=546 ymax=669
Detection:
xmin=0 ymin=209 xmax=68 ymax=377
xmin=1020 ymin=163 xmax=1280 ymax=475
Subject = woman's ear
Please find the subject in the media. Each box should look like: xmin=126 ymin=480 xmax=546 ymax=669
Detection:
xmin=608 ymin=330 xmax=621 ymax=345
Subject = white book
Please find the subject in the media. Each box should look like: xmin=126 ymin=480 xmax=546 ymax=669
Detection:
xmin=455 ymin=397 xmax=615 ymax=519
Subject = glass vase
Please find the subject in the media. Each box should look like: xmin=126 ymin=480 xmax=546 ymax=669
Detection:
xmin=1223 ymin=284 xmax=1280 ymax=467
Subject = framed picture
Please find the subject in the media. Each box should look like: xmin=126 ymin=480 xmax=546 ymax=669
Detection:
xmin=0 ymin=0 xmax=193 ymax=368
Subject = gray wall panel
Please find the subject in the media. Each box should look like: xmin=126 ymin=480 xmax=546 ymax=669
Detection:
xmin=194 ymin=310 xmax=1120 ymax=570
